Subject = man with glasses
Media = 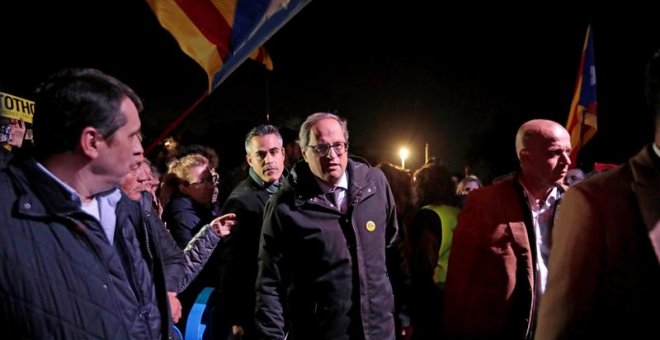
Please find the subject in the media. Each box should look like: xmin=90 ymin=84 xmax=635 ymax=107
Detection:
xmin=255 ymin=112 xmax=405 ymax=339
xmin=205 ymin=124 xmax=287 ymax=339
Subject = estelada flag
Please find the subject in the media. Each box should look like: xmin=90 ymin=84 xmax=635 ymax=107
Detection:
xmin=566 ymin=25 xmax=597 ymax=166
xmin=147 ymin=0 xmax=310 ymax=92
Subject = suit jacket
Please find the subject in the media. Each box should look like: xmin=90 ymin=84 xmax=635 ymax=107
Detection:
xmin=536 ymin=145 xmax=660 ymax=339
xmin=208 ymin=174 xmax=273 ymax=338
xmin=444 ymin=175 xmax=562 ymax=339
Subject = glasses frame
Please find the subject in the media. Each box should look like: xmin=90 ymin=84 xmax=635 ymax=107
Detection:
xmin=188 ymin=169 xmax=219 ymax=186
xmin=307 ymin=142 xmax=349 ymax=157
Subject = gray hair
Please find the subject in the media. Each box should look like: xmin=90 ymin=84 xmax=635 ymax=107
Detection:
xmin=515 ymin=127 xmax=532 ymax=160
xmin=298 ymin=112 xmax=349 ymax=149
xmin=244 ymin=124 xmax=282 ymax=154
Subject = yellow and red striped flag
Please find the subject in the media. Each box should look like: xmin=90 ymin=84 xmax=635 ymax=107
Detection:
xmin=146 ymin=0 xmax=309 ymax=92
xmin=566 ymin=25 xmax=597 ymax=165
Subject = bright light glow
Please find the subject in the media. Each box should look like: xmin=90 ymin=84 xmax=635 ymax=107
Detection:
xmin=399 ymin=147 xmax=410 ymax=169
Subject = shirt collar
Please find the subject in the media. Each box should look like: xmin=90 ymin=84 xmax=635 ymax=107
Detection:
xmin=249 ymin=167 xmax=267 ymax=187
xmin=34 ymin=161 xmax=121 ymax=207
xmin=35 ymin=161 xmax=80 ymax=203
xmin=249 ymin=167 xmax=284 ymax=195
xmin=316 ymin=171 xmax=349 ymax=193
xmin=653 ymin=142 xmax=660 ymax=159
xmin=522 ymin=183 xmax=560 ymax=211
xmin=97 ymin=187 xmax=122 ymax=207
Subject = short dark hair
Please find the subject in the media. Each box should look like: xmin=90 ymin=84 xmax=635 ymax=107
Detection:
xmin=33 ymin=68 xmax=142 ymax=158
xmin=244 ymin=124 xmax=282 ymax=154
xmin=376 ymin=162 xmax=413 ymax=212
xmin=413 ymin=162 xmax=456 ymax=207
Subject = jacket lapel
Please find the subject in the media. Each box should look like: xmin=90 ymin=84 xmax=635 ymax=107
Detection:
xmin=630 ymin=146 xmax=660 ymax=264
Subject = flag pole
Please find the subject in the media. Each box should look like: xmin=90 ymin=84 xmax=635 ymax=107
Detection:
xmin=145 ymin=92 xmax=209 ymax=156
xmin=265 ymin=69 xmax=270 ymax=123
xmin=566 ymin=24 xmax=597 ymax=166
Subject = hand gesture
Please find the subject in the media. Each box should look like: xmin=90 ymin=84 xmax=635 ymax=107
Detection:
xmin=167 ymin=291 xmax=182 ymax=323
xmin=210 ymin=213 xmax=236 ymax=237
xmin=9 ymin=119 xmax=26 ymax=148
xmin=231 ymin=325 xmax=245 ymax=338
xmin=400 ymin=325 xmax=413 ymax=340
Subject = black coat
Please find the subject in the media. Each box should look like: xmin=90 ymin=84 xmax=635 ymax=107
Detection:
xmin=0 ymin=157 xmax=184 ymax=339
xmin=255 ymin=158 xmax=400 ymax=340
xmin=163 ymin=192 xmax=216 ymax=249
xmin=0 ymin=147 xmax=12 ymax=169
xmin=208 ymin=174 xmax=274 ymax=338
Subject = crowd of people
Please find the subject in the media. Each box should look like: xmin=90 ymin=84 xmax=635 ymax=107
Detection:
xmin=1 ymin=49 xmax=659 ymax=340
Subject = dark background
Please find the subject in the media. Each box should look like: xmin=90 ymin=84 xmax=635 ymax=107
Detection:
xmin=2 ymin=1 xmax=660 ymax=182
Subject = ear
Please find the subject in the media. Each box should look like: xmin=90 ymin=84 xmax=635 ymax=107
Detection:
xmin=246 ymin=153 xmax=254 ymax=168
xmin=178 ymin=181 xmax=191 ymax=196
xmin=301 ymin=146 xmax=309 ymax=163
xmin=519 ymin=149 xmax=530 ymax=161
xmin=80 ymin=127 xmax=103 ymax=159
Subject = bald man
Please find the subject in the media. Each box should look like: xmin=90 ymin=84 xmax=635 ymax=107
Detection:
xmin=536 ymin=49 xmax=660 ymax=339
xmin=444 ymin=119 xmax=571 ymax=339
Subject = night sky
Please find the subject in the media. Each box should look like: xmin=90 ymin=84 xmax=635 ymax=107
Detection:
xmin=2 ymin=1 xmax=660 ymax=182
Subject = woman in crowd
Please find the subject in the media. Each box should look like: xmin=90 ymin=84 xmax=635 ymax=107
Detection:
xmin=409 ymin=162 xmax=459 ymax=339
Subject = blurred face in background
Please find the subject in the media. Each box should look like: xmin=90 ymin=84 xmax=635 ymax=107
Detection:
xmin=180 ymin=165 xmax=217 ymax=204
xmin=461 ymin=181 xmax=480 ymax=195
xmin=564 ymin=168 xmax=585 ymax=186
xmin=120 ymin=161 xmax=153 ymax=201
xmin=121 ymin=169 xmax=142 ymax=202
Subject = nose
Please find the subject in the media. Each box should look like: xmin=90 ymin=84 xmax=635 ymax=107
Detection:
xmin=561 ymin=151 xmax=571 ymax=167
xmin=134 ymin=137 xmax=144 ymax=157
xmin=264 ymin=152 xmax=275 ymax=164
xmin=325 ymin=146 xmax=339 ymax=159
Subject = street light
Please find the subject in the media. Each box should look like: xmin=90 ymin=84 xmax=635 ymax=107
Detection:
xmin=399 ymin=147 xmax=409 ymax=169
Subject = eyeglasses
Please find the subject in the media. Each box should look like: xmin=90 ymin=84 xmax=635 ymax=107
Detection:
xmin=189 ymin=170 xmax=219 ymax=186
xmin=307 ymin=142 xmax=348 ymax=157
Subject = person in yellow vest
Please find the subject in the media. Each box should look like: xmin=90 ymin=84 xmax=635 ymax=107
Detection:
xmin=408 ymin=162 xmax=459 ymax=339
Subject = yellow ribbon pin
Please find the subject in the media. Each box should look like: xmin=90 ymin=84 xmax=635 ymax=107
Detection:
xmin=366 ymin=221 xmax=376 ymax=232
